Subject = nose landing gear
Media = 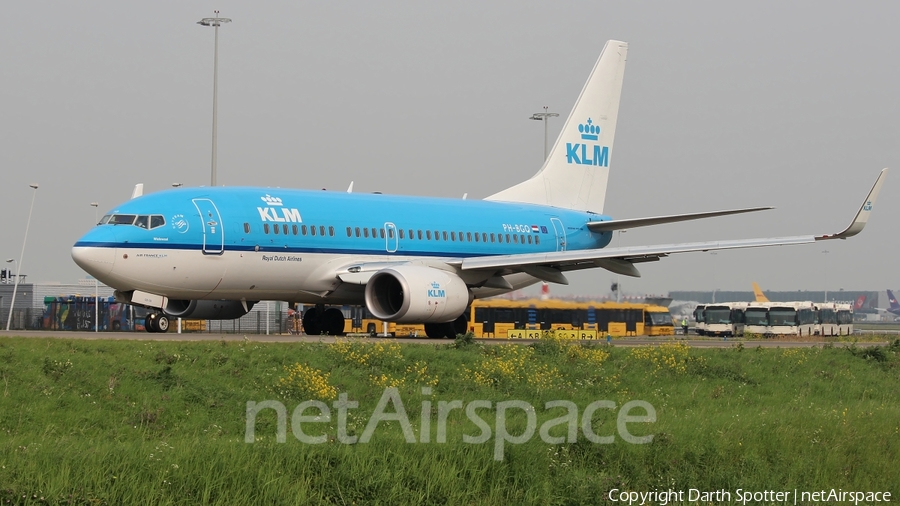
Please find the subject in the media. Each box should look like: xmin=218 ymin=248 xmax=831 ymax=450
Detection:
xmin=145 ymin=313 xmax=170 ymax=333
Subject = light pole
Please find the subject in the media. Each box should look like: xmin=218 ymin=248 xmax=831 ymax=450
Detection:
xmin=710 ymin=252 xmax=718 ymax=303
xmin=529 ymin=106 xmax=559 ymax=161
xmin=91 ymin=202 xmax=99 ymax=332
xmin=198 ymin=11 xmax=231 ymax=187
xmin=822 ymin=250 xmax=830 ymax=302
xmin=6 ymin=184 xmax=38 ymax=331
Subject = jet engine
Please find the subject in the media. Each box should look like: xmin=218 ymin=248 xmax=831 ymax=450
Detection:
xmin=365 ymin=265 xmax=471 ymax=323
xmin=163 ymin=300 xmax=256 ymax=320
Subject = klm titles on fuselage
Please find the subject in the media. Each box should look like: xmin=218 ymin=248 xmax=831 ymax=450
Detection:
xmin=257 ymin=194 xmax=303 ymax=223
xmin=566 ymin=118 xmax=609 ymax=167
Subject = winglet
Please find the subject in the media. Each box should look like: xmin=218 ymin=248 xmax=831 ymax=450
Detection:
xmin=131 ymin=183 xmax=144 ymax=199
xmin=816 ymin=168 xmax=887 ymax=240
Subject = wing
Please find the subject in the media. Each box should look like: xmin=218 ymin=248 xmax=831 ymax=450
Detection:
xmin=462 ymin=168 xmax=888 ymax=282
xmin=586 ymin=207 xmax=772 ymax=233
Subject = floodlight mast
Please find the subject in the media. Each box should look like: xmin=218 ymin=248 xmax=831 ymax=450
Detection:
xmin=197 ymin=11 xmax=231 ymax=187
xmin=529 ymin=106 xmax=559 ymax=161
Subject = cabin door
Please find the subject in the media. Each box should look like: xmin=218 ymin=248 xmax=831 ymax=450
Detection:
xmin=550 ymin=218 xmax=567 ymax=252
xmin=192 ymin=198 xmax=225 ymax=255
xmin=384 ymin=222 xmax=398 ymax=253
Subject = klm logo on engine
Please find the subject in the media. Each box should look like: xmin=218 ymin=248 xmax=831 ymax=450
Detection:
xmin=257 ymin=194 xmax=303 ymax=223
xmin=427 ymin=281 xmax=445 ymax=299
xmin=565 ymin=118 xmax=609 ymax=167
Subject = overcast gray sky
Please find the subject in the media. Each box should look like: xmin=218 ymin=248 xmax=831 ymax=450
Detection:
xmin=2 ymin=1 xmax=897 ymax=299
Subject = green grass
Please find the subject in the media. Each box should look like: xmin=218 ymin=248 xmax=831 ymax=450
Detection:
xmin=0 ymin=336 xmax=899 ymax=504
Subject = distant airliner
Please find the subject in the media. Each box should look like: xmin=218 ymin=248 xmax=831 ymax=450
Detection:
xmin=752 ymin=282 xmax=770 ymax=303
xmin=71 ymin=40 xmax=888 ymax=336
xmin=885 ymin=290 xmax=900 ymax=316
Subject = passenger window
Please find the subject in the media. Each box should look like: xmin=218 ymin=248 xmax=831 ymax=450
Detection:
xmin=364 ymin=228 xmax=369 ymax=238
xmin=283 ymin=224 xmax=289 ymax=235
xmin=371 ymin=228 xmax=377 ymax=238
xmin=442 ymin=231 xmax=448 ymax=241
xmin=388 ymin=229 xmax=394 ymax=239
xmin=418 ymin=230 xmax=423 ymax=240
xmin=311 ymin=226 xmax=317 ymax=236
xmin=528 ymin=235 xmax=533 ymax=244
xmin=274 ymin=224 xmax=280 ymax=235
xmin=399 ymin=229 xmax=405 ymax=239
xmin=244 ymin=223 xmax=251 ymax=234
xmin=482 ymin=233 xmax=487 ymax=242
xmin=451 ymin=231 xmax=456 ymax=241
xmin=292 ymin=225 xmax=298 ymax=235
xmin=506 ymin=234 xmax=511 ymax=243
xmin=513 ymin=235 xmax=518 ymax=243
xmin=426 ymin=230 xmax=432 ymax=240
xmin=355 ymin=227 xmax=361 ymax=237
xmin=490 ymin=233 xmax=495 ymax=243
xmin=434 ymin=230 xmax=440 ymax=240
xmin=302 ymin=225 xmax=308 ymax=235
xmin=474 ymin=233 xmax=480 ymax=242
xmin=535 ymin=235 xmax=540 ymax=245
xmin=150 ymin=215 xmax=166 ymax=229
xmin=320 ymin=226 xmax=326 ymax=236
xmin=264 ymin=224 xmax=270 ymax=234
xmin=379 ymin=229 xmax=385 ymax=239
xmin=467 ymin=232 xmax=472 ymax=242
xmin=347 ymin=227 xmax=352 ymax=237
xmin=520 ymin=235 xmax=525 ymax=244
xmin=329 ymin=226 xmax=334 ymax=237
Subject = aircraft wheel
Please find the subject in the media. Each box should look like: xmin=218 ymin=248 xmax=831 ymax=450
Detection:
xmin=424 ymin=323 xmax=443 ymax=339
xmin=156 ymin=315 xmax=170 ymax=333
xmin=322 ymin=308 xmax=345 ymax=336
xmin=146 ymin=315 xmax=158 ymax=333
xmin=451 ymin=314 xmax=468 ymax=338
xmin=302 ymin=308 xmax=321 ymax=336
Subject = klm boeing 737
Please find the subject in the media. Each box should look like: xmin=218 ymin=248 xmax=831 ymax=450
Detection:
xmin=71 ymin=40 xmax=888 ymax=336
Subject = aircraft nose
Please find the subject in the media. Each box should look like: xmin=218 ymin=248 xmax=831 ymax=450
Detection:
xmin=72 ymin=227 xmax=117 ymax=278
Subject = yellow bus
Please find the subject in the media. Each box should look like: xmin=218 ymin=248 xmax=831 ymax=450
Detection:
xmin=342 ymin=298 xmax=674 ymax=338
xmin=469 ymin=298 xmax=674 ymax=338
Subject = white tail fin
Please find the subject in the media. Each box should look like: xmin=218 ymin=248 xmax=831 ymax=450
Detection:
xmin=486 ymin=40 xmax=627 ymax=213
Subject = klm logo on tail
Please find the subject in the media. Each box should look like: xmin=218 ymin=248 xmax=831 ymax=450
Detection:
xmin=566 ymin=118 xmax=609 ymax=167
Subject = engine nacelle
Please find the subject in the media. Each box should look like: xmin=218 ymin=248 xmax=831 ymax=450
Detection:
xmin=163 ymin=300 xmax=256 ymax=320
xmin=365 ymin=265 xmax=471 ymax=323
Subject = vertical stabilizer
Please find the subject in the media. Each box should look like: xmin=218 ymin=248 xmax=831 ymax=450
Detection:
xmin=752 ymin=282 xmax=770 ymax=302
xmin=486 ymin=40 xmax=628 ymax=213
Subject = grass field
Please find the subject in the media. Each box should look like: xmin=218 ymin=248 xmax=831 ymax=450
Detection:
xmin=0 ymin=335 xmax=898 ymax=505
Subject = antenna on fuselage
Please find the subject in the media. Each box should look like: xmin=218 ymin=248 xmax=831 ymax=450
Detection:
xmin=131 ymin=184 xmax=144 ymax=199
xmin=462 ymin=193 xmax=468 ymax=200
xmin=347 ymin=181 xmax=354 ymax=193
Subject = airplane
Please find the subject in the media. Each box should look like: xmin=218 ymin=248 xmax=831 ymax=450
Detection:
xmin=71 ymin=40 xmax=888 ymax=337
xmin=885 ymin=290 xmax=900 ymax=316
xmin=751 ymin=282 xmax=769 ymax=303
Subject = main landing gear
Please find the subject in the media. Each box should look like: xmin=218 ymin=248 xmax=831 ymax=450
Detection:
xmin=302 ymin=305 xmax=346 ymax=336
xmin=424 ymin=314 xmax=468 ymax=339
xmin=145 ymin=313 xmax=170 ymax=333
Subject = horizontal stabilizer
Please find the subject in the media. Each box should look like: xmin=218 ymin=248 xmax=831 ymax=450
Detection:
xmin=587 ymin=207 xmax=772 ymax=233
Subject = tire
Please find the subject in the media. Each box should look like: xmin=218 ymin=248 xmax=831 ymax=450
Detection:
xmin=322 ymin=308 xmax=345 ymax=336
xmin=424 ymin=323 xmax=442 ymax=339
xmin=156 ymin=315 xmax=170 ymax=333
xmin=367 ymin=323 xmax=377 ymax=337
xmin=302 ymin=308 xmax=321 ymax=336
xmin=145 ymin=315 xmax=158 ymax=333
xmin=451 ymin=314 xmax=468 ymax=338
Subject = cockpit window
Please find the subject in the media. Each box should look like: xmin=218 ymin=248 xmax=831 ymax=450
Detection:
xmin=109 ymin=214 xmax=136 ymax=225
xmin=104 ymin=214 xmax=165 ymax=229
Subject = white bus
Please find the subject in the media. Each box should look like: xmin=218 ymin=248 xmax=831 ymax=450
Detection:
xmin=692 ymin=304 xmax=707 ymax=336
xmin=743 ymin=302 xmax=770 ymax=335
xmin=815 ymin=302 xmax=854 ymax=336
xmin=703 ymin=302 xmax=747 ymax=337
xmin=766 ymin=301 xmax=816 ymax=337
